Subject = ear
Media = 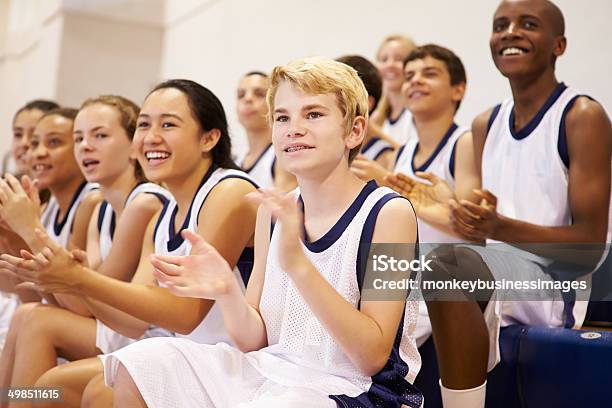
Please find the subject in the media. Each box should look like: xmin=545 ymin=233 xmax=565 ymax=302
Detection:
xmin=553 ymin=35 xmax=567 ymax=58
xmin=200 ymin=128 xmax=222 ymax=154
xmin=451 ymin=82 xmax=466 ymax=107
xmin=345 ymin=116 xmax=367 ymax=150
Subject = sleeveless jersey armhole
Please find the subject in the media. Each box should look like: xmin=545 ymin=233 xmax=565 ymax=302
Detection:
xmin=97 ymin=201 xmax=108 ymax=233
xmin=486 ymin=104 xmax=502 ymax=136
xmin=558 ymin=95 xmax=594 ymax=169
xmin=356 ymin=194 xmax=419 ymax=304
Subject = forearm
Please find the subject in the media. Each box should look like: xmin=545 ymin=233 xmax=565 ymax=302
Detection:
xmin=76 ymin=267 xmax=209 ymax=334
xmin=290 ymin=261 xmax=395 ymax=375
xmin=19 ymin=221 xmax=48 ymax=253
xmin=418 ymin=204 xmax=466 ymax=239
xmin=53 ymin=293 xmax=93 ymax=317
xmin=494 ymin=216 xmax=606 ymax=243
xmin=492 ymin=216 xmax=607 ymax=266
xmin=217 ymin=284 xmax=267 ymax=352
xmin=84 ymin=297 xmax=150 ymax=339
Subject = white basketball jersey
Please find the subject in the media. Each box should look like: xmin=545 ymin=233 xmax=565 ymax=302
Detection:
xmin=95 ymin=182 xmax=174 ymax=354
xmin=484 ymin=83 xmax=590 ymax=328
xmin=483 ymin=83 xmax=579 ymax=228
xmin=154 ymin=166 xmax=256 ymax=344
xmin=241 ymin=143 xmax=274 ymax=189
xmin=393 ymin=124 xmax=469 ymax=347
xmin=98 ymin=183 xmax=173 ymax=261
xmin=382 ymin=109 xmax=417 ymax=146
xmin=40 ymin=182 xmax=99 ymax=248
xmin=360 ymin=137 xmax=394 ymax=162
xmin=395 ymin=123 xmax=468 ymax=244
xmin=259 ymin=182 xmax=422 ymax=406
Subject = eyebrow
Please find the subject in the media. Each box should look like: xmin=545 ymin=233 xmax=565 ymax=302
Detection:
xmin=273 ymin=107 xmax=288 ymax=115
xmin=405 ymin=66 xmax=442 ymax=73
xmin=494 ymin=14 xmax=541 ymax=23
xmin=74 ymin=125 xmax=104 ymax=134
xmin=138 ymin=113 xmax=184 ymax=122
xmin=42 ymin=132 xmax=66 ymax=138
xmin=302 ymin=104 xmax=330 ymax=112
xmin=273 ymin=104 xmax=331 ymax=115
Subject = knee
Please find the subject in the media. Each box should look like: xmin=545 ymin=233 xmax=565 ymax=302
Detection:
xmin=34 ymin=366 xmax=62 ymax=388
xmin=9 ymin=302 xmax=39 ymax=332
xmin=17 ymin=305 xmax=56 ymax=339
xmin=82 ymin=374 xmax=110 ymax=408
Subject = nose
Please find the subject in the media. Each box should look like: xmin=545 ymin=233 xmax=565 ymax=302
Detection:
xmin=409 ymin=72 xmax=424 ymax=86
xmin=17 ymin=135 xmax=29 ymax=148
xmin=79 ymin=135 xmax=94 ymax=152
xmin=287 ymin=117 xmax=306 ymax=138
xmin=142 ymin=125 xmax=163 ymax=146
xmin=31 ymin=144 xmax=48 ymax=159
xmin=501 ymin=21 xmax=520 ymax=40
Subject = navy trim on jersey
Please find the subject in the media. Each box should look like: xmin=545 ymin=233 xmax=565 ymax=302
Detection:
xmin=362 ymin=137 xmax=394 ymax=161
xmin=332 ymin=271 xmax=422 ymax=408
xmin=388 ymin=109 xmax=406 ymax=125
xmin=271 ymin=156 xmax=276 ymax=181
xmin=54 ymin=181 xmax=88 ymax=236
xmin=217 ymin=175 xmax=260 ymax=190
xmin=153 ymin=199 xmax=171 ymax=245
xmin=361 ymin=137 xmax=380 ymax=153
xmin=97 ymin=201 xmax=109 ymax=233
xmin=448 ymin=130 xmax=469 ymax=179
xmin=150 ymin=192 xmax=170 ymax=206
xmin=356 ymin=192 xmax=400 ymax=292
xmin=166 ymin=165 xmax=217 ymax=252
xmin=558 ymin=95 xmax=594 ymax=169
xmin=242 ymin=144 xmax=272 ymax=173
xmin=300 ymin=180 xmax=378 ymax=253
xmin=375 ymin=146 xmax=394 ymax=160
xmin=236 ymin=247 xmax=254 ymax=286
xmin=449 ymin=140 xmax=458 ymax=179
xmin=330 ymin=310 xmax=423 ymax=408
xmin=487 ymin=104 xmax=502 ymax=136
xmin=411 ymin=123 xmax=458 ymax=173
xmin=395 ymin=145 xmax=406 ymax=167
xmin=509 ymin=82 xmax=567 ymax=140
xmin=108 ymin=213 xmax=116 ymax=239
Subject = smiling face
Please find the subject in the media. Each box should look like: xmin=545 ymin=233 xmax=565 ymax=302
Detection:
xmin=402 ymin=56 xmax=465 ymax=118
xmin=30 ymin=115 xmax=82 ymax=190
xmin=11 ymin=109 xmax=45 ymax=174
xmin=490 ymin=0 xmax=566 ymax=79
xmin=236 ymin=74 xmax=270 ymax=132
xmin=376 ymin=39 xmax=415 ymax=93
xmin=133 ymin=88 xmax=208 ymax=184
xmin=73 ymin=103 xmax=134 ymax=185
xmin=272 ymin=81 xmax=363 ymax=178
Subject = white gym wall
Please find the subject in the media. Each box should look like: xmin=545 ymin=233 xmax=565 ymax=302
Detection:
xmin=1 ymin=0 xmax=610 ymax=159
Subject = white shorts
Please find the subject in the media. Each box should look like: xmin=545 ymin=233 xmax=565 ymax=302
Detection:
xmin=95 ymin=319 xmax=173 ymax=354
xmin=0 ymin=292 xmax=19 ymax=352
xmin=100 ymin=338 xmax=369 ymax=408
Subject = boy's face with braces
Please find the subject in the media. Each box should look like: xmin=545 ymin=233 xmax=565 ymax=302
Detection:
xmin=271 ymin=80 xmax=363 ymax=178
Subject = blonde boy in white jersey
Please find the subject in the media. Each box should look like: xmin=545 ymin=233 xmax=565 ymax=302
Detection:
xmin=428 ymin=1 xmax=611 ymax=407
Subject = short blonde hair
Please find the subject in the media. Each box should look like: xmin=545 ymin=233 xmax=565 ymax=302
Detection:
xmin=267 ymin=56 xmax=369 ymax=162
